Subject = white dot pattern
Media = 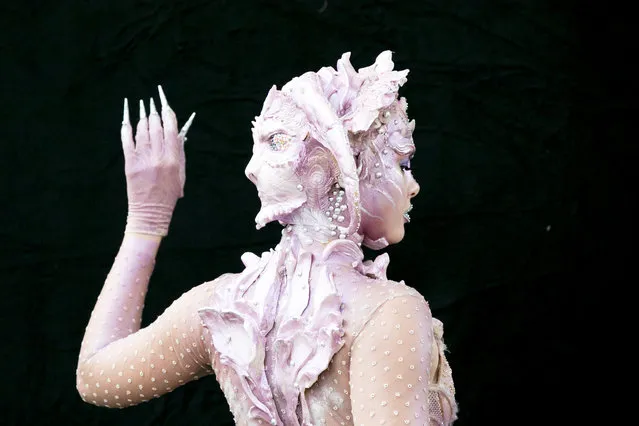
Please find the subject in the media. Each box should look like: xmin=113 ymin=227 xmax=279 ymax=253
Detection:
xmin=301 ymin=269 xmax=457 ymax=426
xmin=349 ymin=295 xmax=433 ymax=425
xmin=76 ymin=239 xmax=456 ymax=423
xmin=76 ymin=236 xmax=213 ymax=408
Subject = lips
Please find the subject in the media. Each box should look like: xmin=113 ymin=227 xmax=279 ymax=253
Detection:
xmin=403 ymin=203 xmax=413 ymax=222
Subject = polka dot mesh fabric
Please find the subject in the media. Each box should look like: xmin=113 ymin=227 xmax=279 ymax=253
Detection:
xmin=76 ymin=240 xmax=457 ymax=424
xmin=300 ymin=268 xmax=458 ymax=426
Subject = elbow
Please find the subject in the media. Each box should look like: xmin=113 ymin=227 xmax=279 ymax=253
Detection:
xmin=75 ymin=361 xmax=139 ymax=409
xmin=75 ymin=363 xmax=100 ymax=407
xmin=75 ymin=365 xmax=91 ymax=404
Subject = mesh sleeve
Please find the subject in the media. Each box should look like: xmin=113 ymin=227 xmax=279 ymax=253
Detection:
xmin=349 ymin=295 xmax=434 ymax=425
xmin=76 ymin=282 xmax=215 ymax=408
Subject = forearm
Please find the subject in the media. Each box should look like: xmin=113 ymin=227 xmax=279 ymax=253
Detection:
xmin=78 ymin=233 xmax=161 ymax=362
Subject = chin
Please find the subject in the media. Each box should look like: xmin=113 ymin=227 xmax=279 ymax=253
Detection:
xmin=384 ymin=226 xmax=406 ymax=245
xmin=361 ymin=216 xmax=406 ymax=246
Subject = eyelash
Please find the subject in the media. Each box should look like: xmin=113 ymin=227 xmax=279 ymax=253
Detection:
xmin=400 ymin=161 xmax=412 ymax=172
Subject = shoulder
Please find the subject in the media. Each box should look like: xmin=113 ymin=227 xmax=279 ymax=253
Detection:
xmin=351 ymin=274 xmax=430 ymax=312
xmin=166 ymin=272 xmax=239 ymax=311
xmin=363 ymin=282 xmax=432 ymax=332
xmin=347 ymin=281 xmax=437 ymax=418
xmin=347 ymin=277 xmax=433 ymax=342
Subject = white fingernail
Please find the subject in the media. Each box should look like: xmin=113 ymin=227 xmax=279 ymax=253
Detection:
xmin=158 ymin=85 xmax=169 ymax=110
xmin=123 ymin=98 xmax=130 ymax=125
xmin=139 ymin=100 xmax=147 ymax=119
xmin=179 ymin=112 xmax=196 ymax=138
xmin=149 ymin=98 xmax=158 ymax=115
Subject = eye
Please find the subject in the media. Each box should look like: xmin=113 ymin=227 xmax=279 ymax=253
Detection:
xmin=268 ymin=133 xmax=292 ymax=151
xmin=400 ymin=159 xmax=412 ymax=172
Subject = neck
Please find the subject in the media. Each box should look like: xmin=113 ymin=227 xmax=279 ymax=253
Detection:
xmin=278 ymin=204 xmax=362 ymax=247
xmin=272 ymin=221 xmax=392 ymax=283
xmin=274 ymin=219 xmax=365 ymax=269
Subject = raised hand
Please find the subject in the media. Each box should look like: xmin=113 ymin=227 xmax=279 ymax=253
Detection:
xmin=120 ymin=86 xmax=195 ymax=237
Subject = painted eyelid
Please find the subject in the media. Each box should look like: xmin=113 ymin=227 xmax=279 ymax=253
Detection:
xmin=263 ymin=131 xmax=308 ymax=145
xmin=263 ymin=132 xmax=285 ymax=142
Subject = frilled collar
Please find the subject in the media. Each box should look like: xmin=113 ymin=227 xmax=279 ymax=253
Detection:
xmin=197 ymin=231 xmax=390 ymax=425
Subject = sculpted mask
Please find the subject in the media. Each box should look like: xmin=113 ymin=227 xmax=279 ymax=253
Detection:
xmin=245 ymin=88 xmax=312 ymax=230
xmin=246 ymin=50 xmax=419 ymax=248
xmin=246 ymin=70 xmax=362 ymax=243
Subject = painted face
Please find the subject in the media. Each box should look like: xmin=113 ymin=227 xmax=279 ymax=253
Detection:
xmin=245 ymin=89 xmax=311 ymax=229
xmin=357 ymin=101 xmax=420 ymax=245
xmin=359 ymin=152 xmax=419 ymax=244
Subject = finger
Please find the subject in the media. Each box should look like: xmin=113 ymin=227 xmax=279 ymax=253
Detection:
xmin=158 ymin=85 xmax=179 ymax=155
xmin=148 ymin=97 xmax=164 ymax=156
xmin=120 ymin=98 xmax=135 ymax=155
xmin=135 ymin=99 xmax=150 ymax=152
xmin=178 ymin=112 xmax=196 ymax=144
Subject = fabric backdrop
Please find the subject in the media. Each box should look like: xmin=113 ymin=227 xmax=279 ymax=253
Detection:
xmin=0 ymin=0 xmax=633 ymax=424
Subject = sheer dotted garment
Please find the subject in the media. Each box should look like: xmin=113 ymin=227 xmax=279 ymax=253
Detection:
xmin=77 ymin=240 xmax=457 ymax=425
xmin=303 ymin=265 xmax=457 ymax=426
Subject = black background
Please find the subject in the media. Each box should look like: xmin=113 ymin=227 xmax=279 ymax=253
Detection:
xmin=0 ymin=0 xmax=634 ymax=425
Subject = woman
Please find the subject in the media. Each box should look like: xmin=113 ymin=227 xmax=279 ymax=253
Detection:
xmin=76 ymin=51 xmax=457 ymax=425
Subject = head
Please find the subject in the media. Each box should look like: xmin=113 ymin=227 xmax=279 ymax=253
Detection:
xmin=245 ymin=51 xmax=420 ymax=248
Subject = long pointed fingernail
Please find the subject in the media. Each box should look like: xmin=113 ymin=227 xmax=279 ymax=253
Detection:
xmin=122 ymin=98 xmax=130 ymax=125
xmin=149 ymin=97 xmax=158 ymax=115
xmin=158 ymin=85 xmax=169 ymax=110
xmin=178 ymin=112 xmax=196 ymax=138
xmin=139 ymin=100 xmax=147 ymax=120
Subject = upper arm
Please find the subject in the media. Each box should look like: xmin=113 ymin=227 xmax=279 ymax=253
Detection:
xmin=76 ymin=281 xmax=216 ymax=408
xmin=349 ymin=294 xmax=434 ymax=425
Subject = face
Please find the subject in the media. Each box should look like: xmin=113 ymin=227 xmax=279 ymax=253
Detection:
xmin=357 ymin=101 xmax=420 ymax=245
xmin=245 ymin=90 xmax=311 ymax=229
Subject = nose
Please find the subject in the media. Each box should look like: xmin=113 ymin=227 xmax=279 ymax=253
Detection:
xmin=245 ymin=155 xmax=258 ymax=185
xmin=408 ymin=178 xmax=420 ymax=199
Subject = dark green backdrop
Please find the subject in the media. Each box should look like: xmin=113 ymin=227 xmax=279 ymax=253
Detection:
xmin=0 ymin=0 xmax=633 ymax=425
